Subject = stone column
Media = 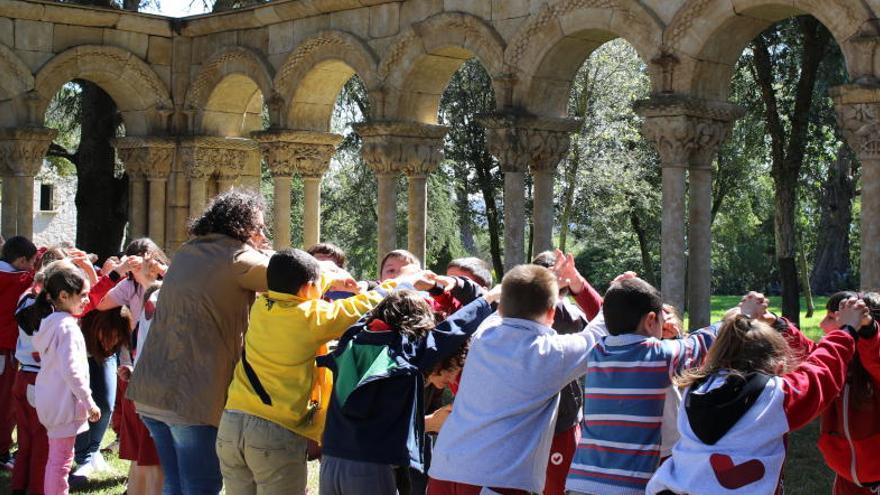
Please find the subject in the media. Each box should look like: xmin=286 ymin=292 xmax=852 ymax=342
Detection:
xmin=113 ymin=137 xmax=176 ymax=245
xmin=636 ymin=96 xmax=742 ymax=326
xmin=356 ymin=122 xmax=447 ymax=266
xmin=0 ymin=128 xmax=57 ymax=239
xmin=480 ymin=115 xmax=578 ymax=271
xmin=181 ymin=137 xmax=256 ymax=219
xmin=833 ymin=85 xmax=880 ymax=290
xmin=254 ymin=130 xmax=342 ymax=250
xmin=1 ymin=169 xmax=16 ymax=240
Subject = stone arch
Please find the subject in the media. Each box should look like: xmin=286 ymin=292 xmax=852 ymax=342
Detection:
xmin=0 ymin=43 xmax=34 ymax=101
xmin=185 ymin=47 xmax=274 ymax=137
xmin=379 ymin=12 xmax=507 ymax=123
xmin=665 ymin=0 xmax=875 ymax=99
xmin=505 ymin=0 xmax=664 ymax=117
xmin=273 ymin=30 xmax=380 ymax=131
xmin=35 ymin=45 xmax=171 ymax=135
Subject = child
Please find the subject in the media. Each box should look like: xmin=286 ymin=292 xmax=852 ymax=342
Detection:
xmin=817 ymin=291 xmax=880 ymax=495
xmin=564 ymin=278 xmax=722 ymax=495
xmin=445 ymin=258 xmax=493 ymax=289
xmin=379 ymin=249 xmax=421 ymax=281
xmin=646 ymin=297 xmax=873 ymax=495
xmin=427 ymin=264 xmax=594 ymax=495
xmin=217 ymin=248 xmax=425 ymax=494
xmin=31 ymin=261 xmax=101 ymax=495
xmin=318 ymin=285 xmax=498 ymax=495
xmin=0 ymin=236 xmax=38 ymax=467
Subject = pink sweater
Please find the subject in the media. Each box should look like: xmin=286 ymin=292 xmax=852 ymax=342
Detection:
xmin=32 ymin=311 xmax=96 ymax=438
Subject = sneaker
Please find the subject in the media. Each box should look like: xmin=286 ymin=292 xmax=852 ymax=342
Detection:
xmin=71 ymin=460 xmax=96 ymax=478
xmin=91 ymin=452 xmax=113 ymax=473
xmin=0 ymin=451 xmax=14 ymax=470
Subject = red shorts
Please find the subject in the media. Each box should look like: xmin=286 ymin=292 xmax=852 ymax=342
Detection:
xmin=543 ymin=424 xmax=580 ymax=495
xmin=833 ymin=476 xmax=880 ymax=495
xmin=118 ymin=390 xmax=160 ymax=466
xmin=427 ymin=478 xmax=533 ymax=495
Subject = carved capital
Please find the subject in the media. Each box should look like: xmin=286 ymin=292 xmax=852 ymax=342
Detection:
xmin=635 ymin=95 xmax=743 ymax=168
xmin=112 ymin=136 xmax=176 ymax=180
xmin=831 ymin=84 xmax=880 ymax=161
xmin=354 ymin=121 xmax=447 ymax=176
xmin=180 ymin=136 xmax=258 ymax=180
xmin=253 ymin=130 xmax=342 ymax=178
xmin=0 ymin=127 xmax=57 ymax=177
xmin=478 ymin=114 xmax=578 ymax=173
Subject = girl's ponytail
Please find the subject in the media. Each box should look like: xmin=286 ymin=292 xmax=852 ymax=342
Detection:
xmin=16 ymin=291 xmax=54 ymax=336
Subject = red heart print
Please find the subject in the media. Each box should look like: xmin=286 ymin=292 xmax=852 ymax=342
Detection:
xmin=710 ymin=453 xmax=766 ymax=489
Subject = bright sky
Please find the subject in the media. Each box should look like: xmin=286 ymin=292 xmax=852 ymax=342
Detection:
xmin=141 ymin=0 xmax=210 ymax=17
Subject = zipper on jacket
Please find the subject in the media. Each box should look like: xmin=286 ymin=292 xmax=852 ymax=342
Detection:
xmin=842 ymin=385 xmax=861 ymax=486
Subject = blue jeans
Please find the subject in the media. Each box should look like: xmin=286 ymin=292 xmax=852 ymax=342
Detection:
xmin=74 ymin=355 xmax=117 ymax=465
xmin=142 ymin=416 xmax=223 ymax=495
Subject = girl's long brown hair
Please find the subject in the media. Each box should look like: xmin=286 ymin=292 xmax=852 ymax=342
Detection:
xmin=369 ymin=290 xmax=435 ymax=340
xmin=80 ymin=307 xmax=132 ymax=362
xmin=676 ymin=314 xmax=793 ymax=389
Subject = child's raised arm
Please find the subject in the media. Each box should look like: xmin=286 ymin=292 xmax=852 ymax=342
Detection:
xmin=782 ymin=299 xmax=864 ymax=431
xmin=415 ymin=295 xmax=495 ymax=373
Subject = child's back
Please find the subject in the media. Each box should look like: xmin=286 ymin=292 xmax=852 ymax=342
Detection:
xmin=429 ymin=315 xmax=593 ymax=493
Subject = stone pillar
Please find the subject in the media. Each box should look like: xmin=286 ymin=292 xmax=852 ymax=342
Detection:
xmin=636 ymin=96 xmax=742 ymax=325
xmin=181 ymin=137 xmax=256 ymax=220
xmin=833 ymin=85 xmax=880 ymax=290
xmin=356 ymin=122 xmax=447 ymax=265
xmin=480 ymin=115 xmax=578 ymax=271
xmin=0 ymin=128 xmax=56 ymax=239
xmin=254 ymin=130 xmax=342 ymax=250
xmin=113 ymin=137 xmax=176 ymax=246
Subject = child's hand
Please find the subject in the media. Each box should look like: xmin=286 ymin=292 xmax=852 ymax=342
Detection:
xmin=739 ymin=291 xmax=769 ymax=319
xmin=612 ymin=271 xmax=638 ymax=284
xmin=88 ymin=405 xmax=101 ymax=423
xmin=412 ymin=271 xmax=439 ymax=291
xmin=839 ymin=298 xmax=869 ymax=330
xmin=484 ymin=284 xmax=502 ymax=305
xmin=102 ymin=256 xmax=120 ymax=275
xmin=425 ymin=404 xmax=453 ymax=433
xmin=432 ymin=275 xmax=457 ymax=293
xmin=553 ymin=250 xmax=585 ymax=294
xmin=118 ymin=365 xmax=133 ymax=382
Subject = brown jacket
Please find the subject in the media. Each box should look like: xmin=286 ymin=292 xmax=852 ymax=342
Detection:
xmin=127 ymin=234 xmax=269 ymax=426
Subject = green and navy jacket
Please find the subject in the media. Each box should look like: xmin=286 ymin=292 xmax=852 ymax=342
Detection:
xmin=317 ymin=297 xmax=493 ymax=470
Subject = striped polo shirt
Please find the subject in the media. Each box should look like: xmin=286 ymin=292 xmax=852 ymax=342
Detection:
xmin=567 ymin=326 xmax=718 ymax=495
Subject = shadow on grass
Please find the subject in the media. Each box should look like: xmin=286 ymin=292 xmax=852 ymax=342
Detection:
xmin=70 ymin=475 xmax=128 ymax=494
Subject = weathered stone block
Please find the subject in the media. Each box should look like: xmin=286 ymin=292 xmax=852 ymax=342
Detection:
xmin=43 ymin=4 xmax=118 ymax=27
xmin=370 ymin=3 xmax=399 ymax=38
xmin=115 ymin=14 xmax=173 ymax=37
xmin=493 ymin=16 xmax=526 ymax=42
xmin=239 ymin=27 xmax=269 ymax=53
xmin=0 ymin=18 xmax=14 ymax=47
xmin=492 ymin=0 xmax=529 ymax=20
xmin=253 ymin=5 xmax=282 ymax=25
xmin=53 ymin=24 xmax=103 ymax=53
xmin=148 ymin=36 xmax=173 ymax=65
xmin=17 ymin=49 xmax=53 ymax=73
xmin=293 ymin=14 xmax=331 ymax=46
xmin=154 ymin=64 xmax=171 ymax=89
xmin=172 ymin=37 xmax=192 ymax=74
xmin=444 ymin=0 xmax=490 ymax=20
xmin=15 ymin=19 xmax=53 ymax=52
xmin=103 ymin=28 xmax=149 ymax=59
xmin=400 ymin=0 xmax=444 ymax=26
xmin=268 ymin=20 xmax=296 ymax=54
xmin=330 ymin=8 xmax=369 ymax=39
xmin=0 ymin=1 xmax=45 ymax=22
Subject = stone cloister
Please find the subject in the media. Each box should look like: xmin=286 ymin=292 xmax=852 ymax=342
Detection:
xmin=0 ymin=0 xmax=879 ymax=327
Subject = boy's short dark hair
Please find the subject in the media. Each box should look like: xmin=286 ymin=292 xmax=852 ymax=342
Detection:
xmin=530 ymin=251 xmax=557 ymax=269
xmin=447 ymin=257 xmax=493 ymax=288
xmin=603 ymin=278 xmax=663 ymax=336
xmin=499 ymin=265 xmax=558 ymax=321
xmin=307 ymin=242 xmax=346 ymax=269
xmin=1 ymin=236 xmax=37 ymax=264
xmin=267 ymin=249 xmax=320 ymax=295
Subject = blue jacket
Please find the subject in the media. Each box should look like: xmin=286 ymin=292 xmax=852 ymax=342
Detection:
xmin=317 ymin=297 xmax=493 ymax=469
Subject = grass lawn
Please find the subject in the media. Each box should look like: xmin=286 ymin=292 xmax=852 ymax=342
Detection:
xmin=0 ymin=296 xmax=835 ymax=494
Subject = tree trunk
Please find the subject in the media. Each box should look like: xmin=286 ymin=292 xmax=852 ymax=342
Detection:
xmin=559 ymin=137 xmax=580 ymax=252
xmin=630 ymin=207 xmax=656 ymax=286
xmin=751 ymin=17 xmax=829 ymax=326
xmin=474 ymin=157 xmax=503 ymax=277
xmin=810 ymin=154 xmax=856 ymax=293
xmin=799 ymin=249 xmax=814 ymax=318
xmin=455 ymin=167 xmax=476 ymax=253
xmin=74 ymin=81 xmax=128 ymax=260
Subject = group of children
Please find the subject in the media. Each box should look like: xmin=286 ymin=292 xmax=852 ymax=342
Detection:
xmin=0 ymin=228 xmax=878 ymax=495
